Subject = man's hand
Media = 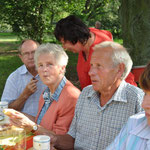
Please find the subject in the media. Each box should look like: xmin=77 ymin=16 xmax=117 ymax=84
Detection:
xmin=24 ymin=78 xmax=38 ymax=97
xmin=8 ymin=77 xmax=38 ymax=111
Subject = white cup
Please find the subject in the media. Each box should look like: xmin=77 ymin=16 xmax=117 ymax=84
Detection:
xmin=0 ymin=101 xmax=8 ymax=110
xmin=33 ymin=135 xmax=50 ymax=150
xmin=0 ymin=101 xmax=8 ymax=121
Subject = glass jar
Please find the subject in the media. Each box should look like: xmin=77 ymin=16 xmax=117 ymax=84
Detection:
xmin=0 ymin=118 xmax=26 ymax=150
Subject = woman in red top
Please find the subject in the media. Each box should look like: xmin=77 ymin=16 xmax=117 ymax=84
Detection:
xmin=54 ymin=15 xmax=137 ymax=89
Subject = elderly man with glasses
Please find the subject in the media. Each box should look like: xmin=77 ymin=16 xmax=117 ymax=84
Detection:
xmin=1 ymin=39 xmax=46 ymax=117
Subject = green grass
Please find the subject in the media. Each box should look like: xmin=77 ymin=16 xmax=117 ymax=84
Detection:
xmin=0 ymin=55 xmax=22 ymax=98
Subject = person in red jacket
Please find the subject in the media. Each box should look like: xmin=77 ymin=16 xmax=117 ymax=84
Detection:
xmin=54 ymin=15 xmax=137 ymax=89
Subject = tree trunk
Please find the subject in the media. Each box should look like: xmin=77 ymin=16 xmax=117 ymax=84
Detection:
xmin=119 ymin=0 xmax=150 ymax=66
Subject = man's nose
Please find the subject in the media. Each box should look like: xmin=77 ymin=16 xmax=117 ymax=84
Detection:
xmin=88 ymin=67 xmax=95 ymax=76
xmin=28 ymin=55 xmax=33 ymax=60
xmin=28 ymin=52 xmax=34 ymax=59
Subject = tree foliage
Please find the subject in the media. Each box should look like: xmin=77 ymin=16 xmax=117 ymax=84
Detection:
xmin=0 ymin=0 xmax=121 ymax=43
xmin=0 ymin=0 xmax=58 ymax=43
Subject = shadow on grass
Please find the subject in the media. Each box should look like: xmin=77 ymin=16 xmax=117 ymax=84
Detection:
xmin=0 ymin=42 xmax=20 ymax=52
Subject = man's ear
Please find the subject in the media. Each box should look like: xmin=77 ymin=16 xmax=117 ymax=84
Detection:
xmin=18 ymin=53 xmax=21 ymax=58
xmin=117 ymin=63 xmax=125 ymax=78
xmin=19 ymin=54 xmax=23 ymax=62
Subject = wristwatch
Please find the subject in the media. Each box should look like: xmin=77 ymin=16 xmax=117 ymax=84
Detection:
xmin=31 ymin=124 xmax=38 ymax=133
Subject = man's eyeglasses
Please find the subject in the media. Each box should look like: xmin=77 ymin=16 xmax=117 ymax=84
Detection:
xmin=21 ymin=51 xmax=35 ymax=58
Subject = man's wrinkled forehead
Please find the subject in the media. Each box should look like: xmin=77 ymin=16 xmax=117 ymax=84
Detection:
xmin=93 ymin=46 xmax=114 ymax=54
xmin=21 ymin=40 xmax=38 ymax=51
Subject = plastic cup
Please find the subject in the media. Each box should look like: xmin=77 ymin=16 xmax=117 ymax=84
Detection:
xmin=0 ymin=101 xmax=8 ymax=110
xmin=33 ymin=135 xmax=50 ymax=150
xmin=0 ymin=101 xmax=8 ymax=121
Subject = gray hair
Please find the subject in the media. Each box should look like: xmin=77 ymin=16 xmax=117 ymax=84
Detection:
xmin=34 ymin=43 xmax=68 ymax=72
xmin=93 ymin=41 xmax=133 ymax=80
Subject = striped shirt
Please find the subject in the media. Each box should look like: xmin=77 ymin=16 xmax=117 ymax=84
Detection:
xmin=107 ymin=112 xmax=150 ymax=150
xmin=68 ymin=80 xmax=144 ymax=150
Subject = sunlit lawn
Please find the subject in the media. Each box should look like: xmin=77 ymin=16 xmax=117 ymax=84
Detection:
xmin=0 ymin=32 xmax=20 ymax=52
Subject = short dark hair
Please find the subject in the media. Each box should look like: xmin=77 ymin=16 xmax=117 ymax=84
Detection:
xmin=54 ymin=15 xmax=91 ymax=45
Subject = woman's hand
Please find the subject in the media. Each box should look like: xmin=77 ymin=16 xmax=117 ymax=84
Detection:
xmin=3 ymin=108 xmax=35 ymax=133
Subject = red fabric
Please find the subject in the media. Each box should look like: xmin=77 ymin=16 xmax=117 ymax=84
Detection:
xmin=26 ymin=135 xmax=34 ymax=149
xmin=77 ymin=28 xmax=137 ymax=89
xmin=77 ymin=28 xmax=113 ymax=89
xmin=125 ymin=72 xmax=137 ymax=86
xmin=131 ymin=66 xmax=146 ymax=82
xmin=35 ymin=80 xmax=80 ymax=135
xmin=100 ymin=30 xmax=113 ymax=40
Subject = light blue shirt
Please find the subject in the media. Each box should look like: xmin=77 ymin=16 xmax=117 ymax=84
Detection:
xmin=68 ymin=80 xmax=144 ymax=150
xmin=107 ymin=111 xmax=150 ymax=150
xmin=37 ymin=76 xmax=66 ymax=124
xmin=1 ymin=65 xmax=46 ymax=116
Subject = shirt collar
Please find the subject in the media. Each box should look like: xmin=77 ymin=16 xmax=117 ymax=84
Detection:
xmin=87 ymin=80 xmax=127 ymax=103
xmin=111 ymin=80 xmax=127 ymax=103
xmin=87 ymin=86 xmax=100 ymax=103
xmin=20 ymin=65 xmax=39 ymax=78
xmin=20 ymin=65 xmax=28 ymax=75
xmin=43 ymin=76 xmax=67 ymax=102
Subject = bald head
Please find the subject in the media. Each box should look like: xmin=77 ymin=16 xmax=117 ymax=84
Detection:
xmin=18 ymin=39 xmax=39 ymax=74
xmin=19 ymin=39 xmax=39 ymax=54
